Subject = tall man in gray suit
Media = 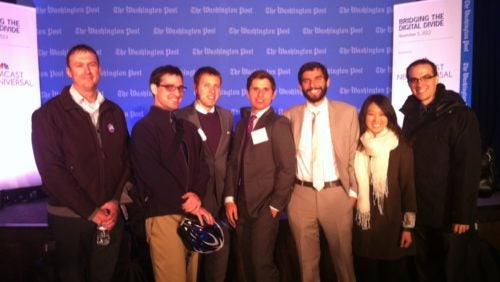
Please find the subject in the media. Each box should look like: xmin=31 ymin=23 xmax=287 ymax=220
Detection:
xmin=284 ymin=61 xmax=359 ymax=282
xmin=176 ymin=66 xmax=233 ymax=282
xmin=225 ymin=70 xmax=296 ymax=282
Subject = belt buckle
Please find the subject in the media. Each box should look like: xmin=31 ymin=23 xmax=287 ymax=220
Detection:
xmin=324 ymin=180 xmax=340 ymax=189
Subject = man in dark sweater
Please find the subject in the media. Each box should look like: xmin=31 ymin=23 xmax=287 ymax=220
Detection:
xmin=176 ymin=66 xmax=233 ymax=282
xmin=130 ymin=65 xmax=213 ymax=282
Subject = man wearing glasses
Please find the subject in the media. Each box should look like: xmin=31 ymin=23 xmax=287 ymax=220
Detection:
xmin=130 ymin=65 xmax=214 ymax=282
xmin=400 ymin=58 xmax=481 ymax=282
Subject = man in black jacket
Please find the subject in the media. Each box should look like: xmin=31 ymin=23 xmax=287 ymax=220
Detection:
xmin=32 ymin=44 xmax=130 ymax=282
xmin=400 ymin=58 xmax=481 ymax=282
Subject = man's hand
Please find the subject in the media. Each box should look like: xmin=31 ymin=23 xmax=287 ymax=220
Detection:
xmin=349 ymin=197 xmax=357 ymax=207
xmin=225 ymin=202 xmax=238 ymax=228
xmin=400 ymin=230 xmax=413 ymax=248
xmin=191 ymin=207 xmax=214 ymax=226
xmin=181 ymin=192 xmax=202 ymax=213
xmin=452 ymin=223 xmax=470 ymax=234
xmin=91 ymin=201 xmax=119 ymax=230
xmin=270 ymin=208 xmax=279 ymax=218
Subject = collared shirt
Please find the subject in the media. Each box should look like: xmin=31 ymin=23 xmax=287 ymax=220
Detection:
xmin=249 ymin=106 xmax=270 ymax=130
xmin=69 ymin=85 xmax=105 ymax=127
xmin=194 ymin=101 xmax=215 ymax=114
xmin=297 ymin=99 xmax=339 ymax=182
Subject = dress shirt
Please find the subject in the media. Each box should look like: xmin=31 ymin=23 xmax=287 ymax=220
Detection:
xmin=297 ymin=99 xmax=339 ymax=183
xmin=69 ymin=85 xmax=104 ymax=127
xmin=194 ymin=101 xmax=215 ymax=114
xmin=296 ymin=99 xmax=357 ymax=197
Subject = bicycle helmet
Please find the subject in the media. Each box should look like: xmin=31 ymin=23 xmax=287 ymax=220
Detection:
xmin=178 ymin=217 xmax=224 ymax=254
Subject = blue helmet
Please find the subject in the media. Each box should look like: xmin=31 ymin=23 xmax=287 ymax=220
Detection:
xmin=178 ymin=217 xmax=224 ymax=254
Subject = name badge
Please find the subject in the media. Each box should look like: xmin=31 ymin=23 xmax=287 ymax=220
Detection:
xmin=198 ymin=128 xmax=207 ymax=141
xmin=251 ymin=128 xmax=268 ymax=144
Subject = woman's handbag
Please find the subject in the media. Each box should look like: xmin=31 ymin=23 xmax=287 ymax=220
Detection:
xmin=478 ymin=147 xmax=498 ymax=198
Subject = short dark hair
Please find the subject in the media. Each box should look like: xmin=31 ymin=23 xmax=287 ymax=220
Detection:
xmin=406 ymin=58 xmax=437 ymax=80
xmin=66 ymin=44 xmax=100 ymax=67
xmin=149 ymin=65 xmax=183 ymax=86
xmin=298 ymin=61 xmax=329 ymax=83
xmin=246 ymin=70 xmax=276 ymax=92
xmin=194 ymin=66 xmax=221 ymax=86
xmin=358 ymin=94 xmax=402 ymax=148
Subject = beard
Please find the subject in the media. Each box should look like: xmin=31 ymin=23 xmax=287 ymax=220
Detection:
xmin=302 ymin=86 xmax=327 ymax=103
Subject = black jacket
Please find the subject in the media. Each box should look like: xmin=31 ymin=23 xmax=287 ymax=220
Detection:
xmin=400 ymin=84 xmax=481 ymax=228
xmin=31 ymin=86 xmax=130 ymax=219
xmin=130 ymin=106 xmax=209 ymax=218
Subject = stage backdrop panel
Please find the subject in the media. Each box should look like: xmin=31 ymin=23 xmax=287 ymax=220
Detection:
xmin=0 ymin=2 xmax=41 ymax=190
xmin=392 ymin=0 xmax=474 ymax=124
xmin=34 ymin=0 xmax=411 ymax=132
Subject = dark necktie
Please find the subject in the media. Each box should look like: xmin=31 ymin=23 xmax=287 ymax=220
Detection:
xmin=245 ymin=115 xmax=256 ymax=144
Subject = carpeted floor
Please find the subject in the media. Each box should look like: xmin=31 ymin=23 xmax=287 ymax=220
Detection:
xmin=0 ymin=198 xmax=47 ymax=227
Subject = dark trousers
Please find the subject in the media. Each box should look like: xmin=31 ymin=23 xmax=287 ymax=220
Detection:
xmin=199 ymin=221 xmax=231 ymax=282
xmin=354 ymin=255 xmax=410 ymax=282
xmin=235 ymin=200 xmax=280 ymax=282
xmin=47 ymin=213 xmax=123 ymax=282
xmin=414 ymin=225 xmax=472 ymax=282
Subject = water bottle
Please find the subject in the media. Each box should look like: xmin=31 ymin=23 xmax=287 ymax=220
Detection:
xmin=96 ymin=225 xmax=110 ymax=246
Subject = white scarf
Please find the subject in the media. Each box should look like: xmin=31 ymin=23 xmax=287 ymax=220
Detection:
xmin=354 ymin=128 xmax=398 ymax=230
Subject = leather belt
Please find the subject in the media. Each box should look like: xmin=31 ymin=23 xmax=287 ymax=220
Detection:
xmin=295 ymin=178 xmax=342 ymax=189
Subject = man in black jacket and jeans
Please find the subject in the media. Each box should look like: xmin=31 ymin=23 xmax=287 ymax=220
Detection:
xmin=400 ymin=58 xmax=481 ymax=282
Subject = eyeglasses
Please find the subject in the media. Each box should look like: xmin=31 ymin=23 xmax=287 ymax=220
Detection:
xmin=158 ymin=84 xmax=187 ymax=93
xmin=408 ymin=74 xmax=437 ymax=85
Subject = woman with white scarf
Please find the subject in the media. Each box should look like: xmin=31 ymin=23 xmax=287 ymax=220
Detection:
xmin=352 ymin=94 xmax=417 ymax=282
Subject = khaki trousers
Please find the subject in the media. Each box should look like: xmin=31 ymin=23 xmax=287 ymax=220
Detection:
xmin=146 ymin=214 xmax=199 ymax=282
xmin=287 ymin=185 xmax=356 ymax=282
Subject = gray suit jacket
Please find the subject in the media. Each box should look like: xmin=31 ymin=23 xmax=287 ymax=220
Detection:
xmin=225 ymin=107 xmax=296 ymax=217
xmin=176 ymin=103 xmax=233 ymax=215
xmin=283 ymin=99 xmax=359 ymax=195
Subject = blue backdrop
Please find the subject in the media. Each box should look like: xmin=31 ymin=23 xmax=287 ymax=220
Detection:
xmin=35 ymin=0 xmax=413 ymax=131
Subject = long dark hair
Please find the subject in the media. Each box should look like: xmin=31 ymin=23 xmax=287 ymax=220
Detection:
xmin=358 ymin=94 xmax=403 ymax=149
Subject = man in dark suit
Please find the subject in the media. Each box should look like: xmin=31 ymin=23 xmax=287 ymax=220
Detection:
xmin=176 ymin=66 xmax=233 ymax=282
xmin=224 ymin=70 xmax=296 ymax=282
xmin=283 ymin=61 xmax=359 ymax=282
